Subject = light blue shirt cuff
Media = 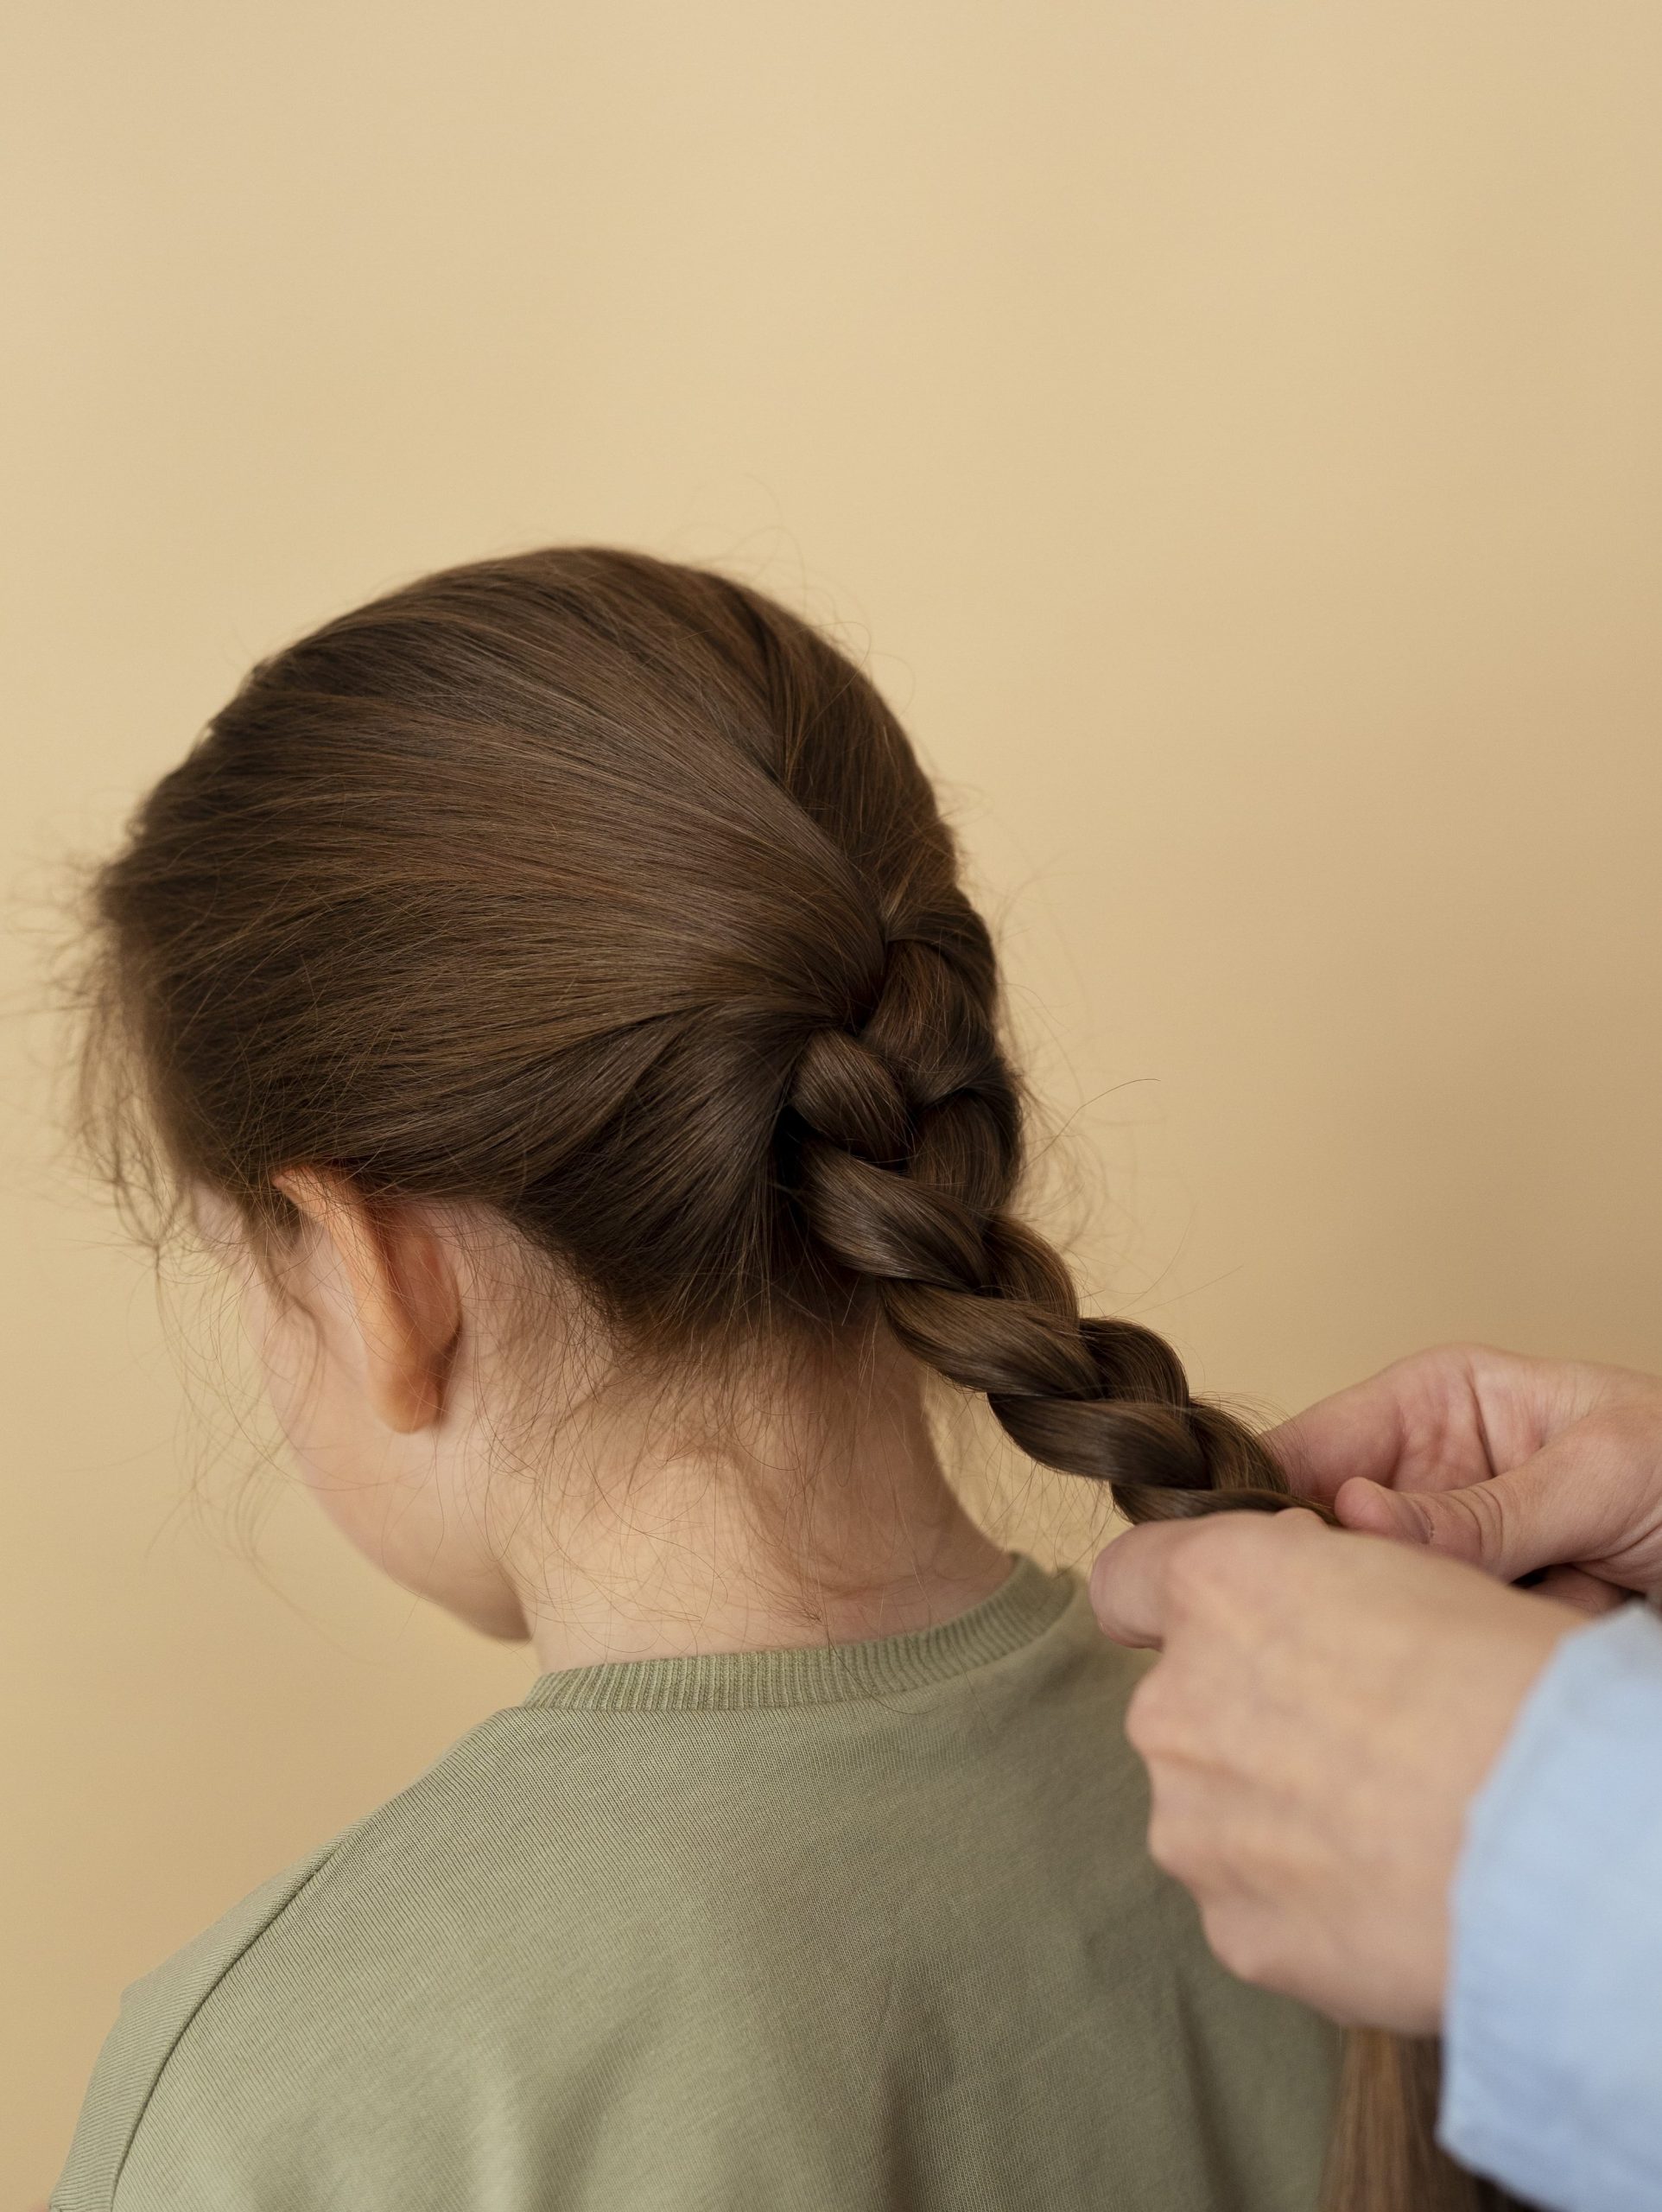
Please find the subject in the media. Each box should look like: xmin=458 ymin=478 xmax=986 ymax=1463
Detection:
xmin=1440 ymin=1599 xmax=1662 ymax=2212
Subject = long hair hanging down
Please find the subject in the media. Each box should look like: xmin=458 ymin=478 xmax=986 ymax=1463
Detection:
xmin=73 ymin=546 xmax=1519 ymax=2212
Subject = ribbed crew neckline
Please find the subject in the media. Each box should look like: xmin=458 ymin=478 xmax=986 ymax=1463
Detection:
xmin=519 ymin=1553 xmax=1075 ymax=1713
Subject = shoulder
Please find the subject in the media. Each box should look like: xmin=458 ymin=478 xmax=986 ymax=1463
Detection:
xmin=48 ymin=1583 xmax=1169 ymax=2211
xmin=50 ymin=1705 xmax=547 ymax=2212
xmin=50 ymin=1840 xmax=339 ymax=2210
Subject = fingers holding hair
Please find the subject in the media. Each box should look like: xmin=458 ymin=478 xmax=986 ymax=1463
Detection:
xmin=1088 ymin=1507 xmax=1331 ymax=1650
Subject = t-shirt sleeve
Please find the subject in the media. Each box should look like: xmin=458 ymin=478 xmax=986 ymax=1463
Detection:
xmin=50 ymin=1846 xmax=337 ymax=2212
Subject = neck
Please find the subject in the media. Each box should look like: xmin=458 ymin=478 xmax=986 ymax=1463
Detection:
xmin=504 ymin=1340 xmax=1012 ymax=1676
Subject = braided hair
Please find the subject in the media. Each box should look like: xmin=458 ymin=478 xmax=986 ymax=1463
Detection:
xmin=80 ymin=547 xmax=1304 ymax=1524
xmin=78 ymin=544 xmax=1500 ymax=2212
xmin=787 ymin=928 xmax=1297 ymax=1521
xmin=705 ymin=556 xmax=1303 ymax=1524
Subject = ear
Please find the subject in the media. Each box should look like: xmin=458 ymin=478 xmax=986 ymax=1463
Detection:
xmin=272 ymin=1166 xmax=462 ymax=1435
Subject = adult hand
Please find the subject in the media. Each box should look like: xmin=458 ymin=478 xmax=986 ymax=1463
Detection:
xmin=1268 ymin=1344 xmax=1662 ymax=1606
xmin=1089 ymin=1511 xmax=1584 ymax=2031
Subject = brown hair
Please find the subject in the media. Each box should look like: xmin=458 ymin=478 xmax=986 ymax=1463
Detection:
xmin=73 ymin=546 xmax=1513 ymax=2212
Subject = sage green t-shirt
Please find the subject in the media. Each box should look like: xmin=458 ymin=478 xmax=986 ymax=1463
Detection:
xmin=54 ymin=1557 xmax=1340 ymax=2211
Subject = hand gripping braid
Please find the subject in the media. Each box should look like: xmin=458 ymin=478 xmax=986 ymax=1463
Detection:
xmin=788 ymin=916 xmax=1312 ymax=1523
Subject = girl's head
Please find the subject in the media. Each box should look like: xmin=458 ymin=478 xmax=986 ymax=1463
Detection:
xmin=77 ymin=549 xmax=1295 ymax=1635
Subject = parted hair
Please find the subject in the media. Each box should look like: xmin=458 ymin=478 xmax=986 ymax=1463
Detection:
xmin=75 ymin=547 xmax=1514 ymax=2212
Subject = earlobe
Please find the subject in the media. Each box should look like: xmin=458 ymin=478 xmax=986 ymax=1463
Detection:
xmin=271 ymin=1166 xmax=461 ymax=1435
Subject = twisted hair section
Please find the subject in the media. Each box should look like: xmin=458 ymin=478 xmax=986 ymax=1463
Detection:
xmin=783 ymin=924 xmax=1304 ymax=1523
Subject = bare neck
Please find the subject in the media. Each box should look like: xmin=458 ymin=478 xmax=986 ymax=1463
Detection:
xmin=506 ymin=1344 xmax=1012 ymax=1676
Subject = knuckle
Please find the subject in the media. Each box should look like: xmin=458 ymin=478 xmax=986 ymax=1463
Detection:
xmin=1124 ymin=1671 xmax=1181 ymax=1760
xmin=1145 ymin=1805 xmax=1206 ymax=1887
xmin=1144 ymin=1810 xmax=1181 ymax=1878
xmin=1165 ymin=1514 xmax=1304 ymax=1627
xmin=1435 ymin=1338 xmax=1494 ymax=1367
xmin=1164 ymin=1521 xmax=1256 ymax=1610
xmin=1439 ymin=1480 xmax=1507 ymax=1563
xmin=1199 ymin=1902 xmax=1280 ymax=1988
xmin=1607 ymin=1402 xmax=1662 ymax=1463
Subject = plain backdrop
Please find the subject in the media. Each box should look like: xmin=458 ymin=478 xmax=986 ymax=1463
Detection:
xmin=6 ymin=2 xmax=1662 ymax=2194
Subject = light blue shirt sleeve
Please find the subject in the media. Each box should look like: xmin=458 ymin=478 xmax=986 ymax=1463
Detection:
xmin=1440 ymin=1599 xmax=1662 ymax=2212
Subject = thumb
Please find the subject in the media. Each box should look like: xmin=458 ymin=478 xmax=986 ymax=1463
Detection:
xmin=1333 ymin=1438 xmax=1590 ymax=1581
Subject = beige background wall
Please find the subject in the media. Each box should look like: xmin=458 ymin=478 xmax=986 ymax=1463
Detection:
xmin=6 ymin=2 xmax=1662 ymax=2193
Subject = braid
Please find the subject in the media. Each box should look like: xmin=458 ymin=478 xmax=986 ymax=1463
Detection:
xmin=787 ymin=918 xmax=1319 ymax=1525
xmin=88 ymin=542 xmax=1469 ymax=2212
